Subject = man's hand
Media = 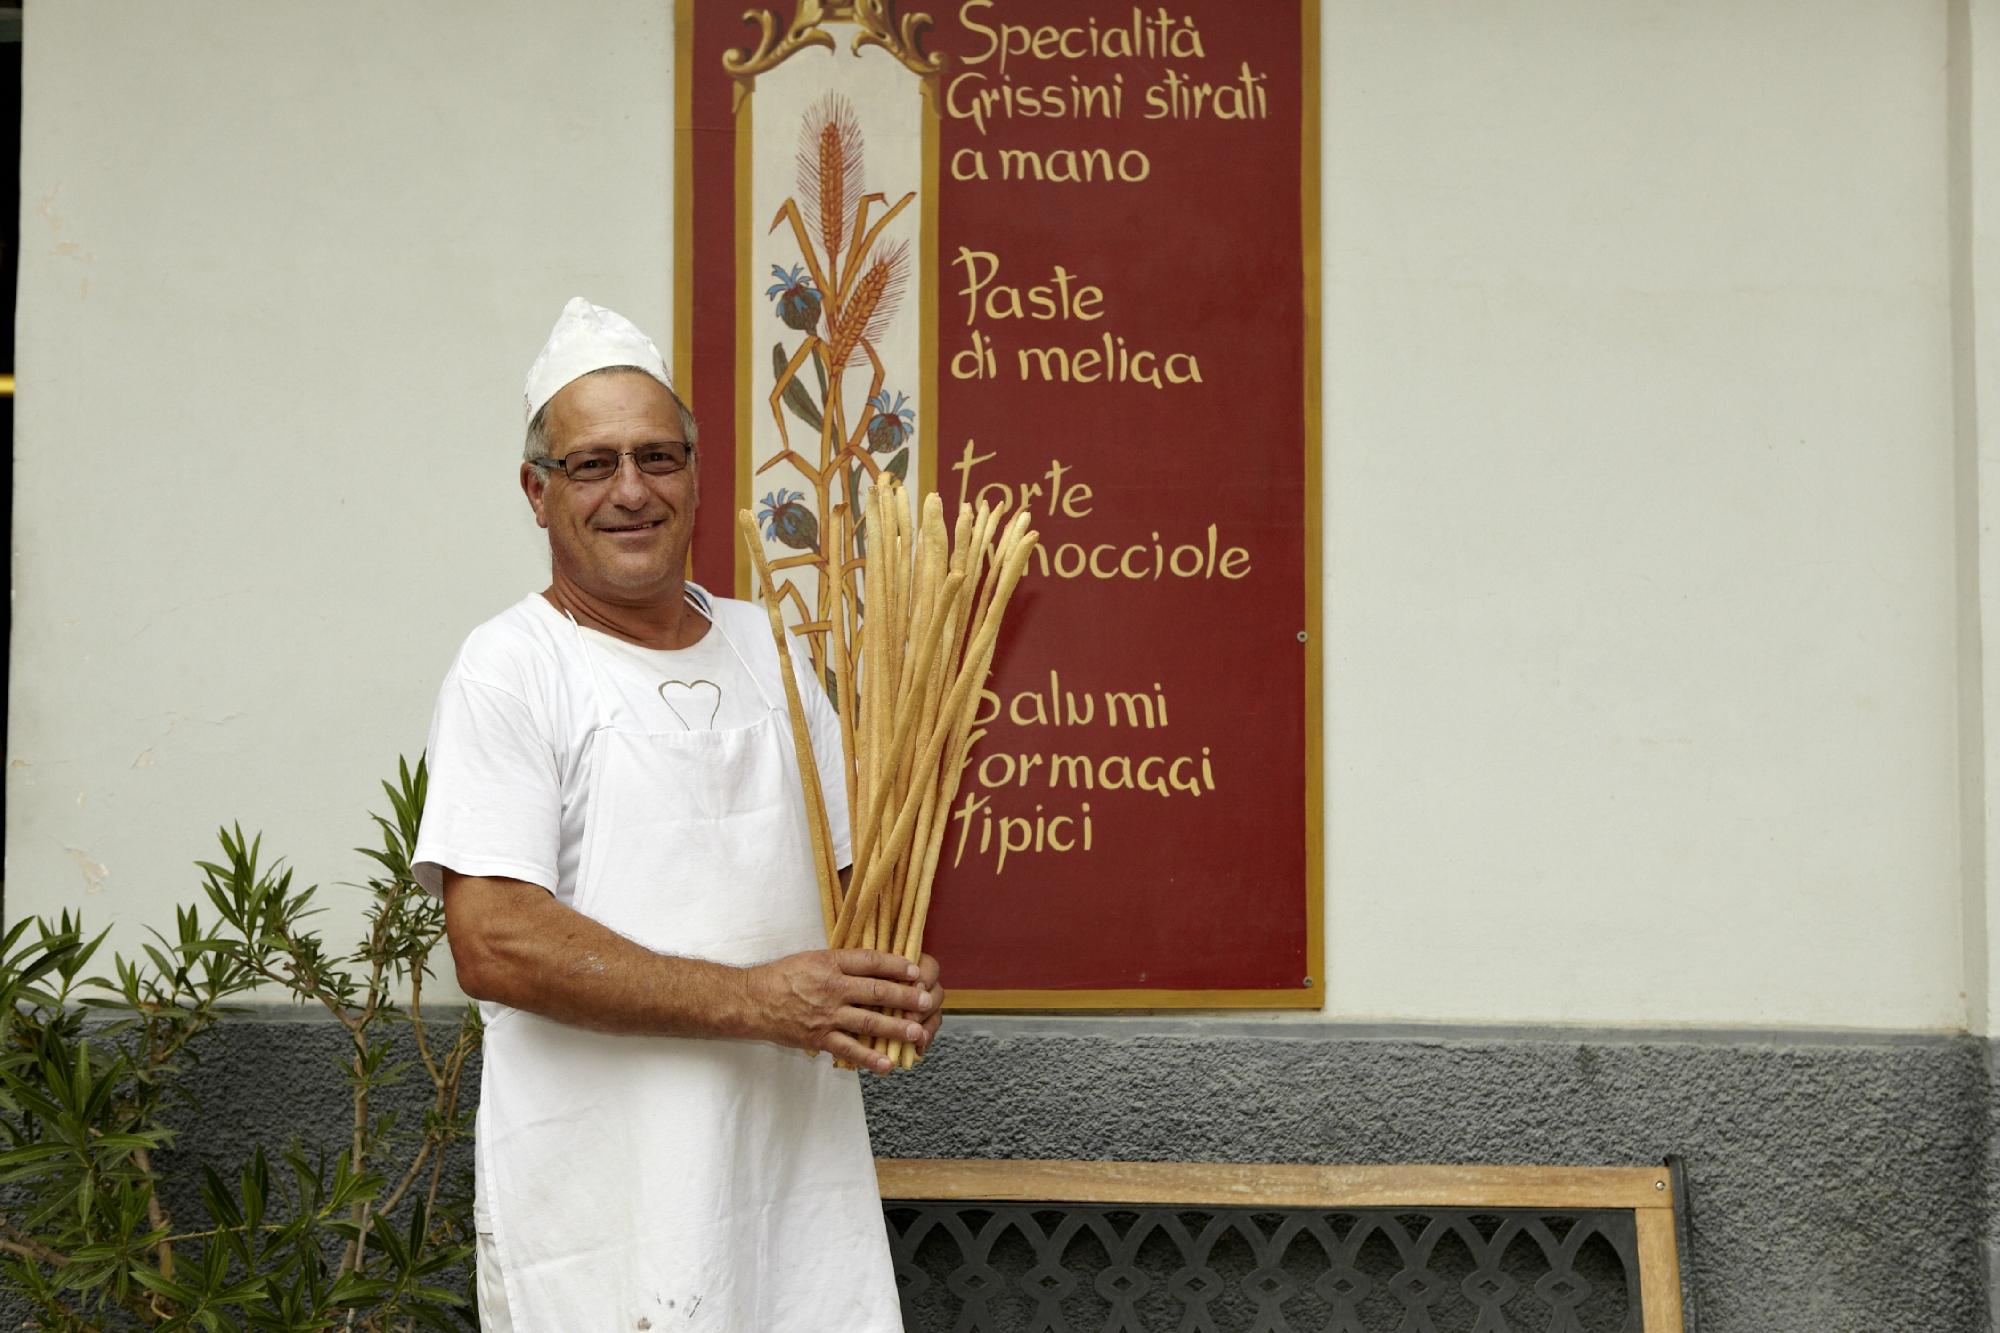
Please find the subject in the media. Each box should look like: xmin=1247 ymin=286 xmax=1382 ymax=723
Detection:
xmin=444 ymin=872 xmax=948 ymax=1064
xmin=740 ymin=949 xmax=936 ymax=1073
xmin=914 ymin=953 xmax=945 ymax=1056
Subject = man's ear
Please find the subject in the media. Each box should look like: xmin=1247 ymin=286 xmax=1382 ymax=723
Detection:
xmin=520 ymin=462 xmax=551 ymax=529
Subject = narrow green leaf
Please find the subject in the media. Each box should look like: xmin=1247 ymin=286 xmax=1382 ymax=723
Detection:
xmin=774 ymin=343 xmax=824 ymax=432
xmin=202 ymin=1162 xmax=243 ymax=1228
xmin=243 ymin=1147 xmax=269 ymax=1234
xmin=328 ymin=1272 xmax=393 ymax=1303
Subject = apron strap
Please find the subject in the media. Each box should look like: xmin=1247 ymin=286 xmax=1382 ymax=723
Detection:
xmin=694 ymin=586 xmax=783 ymax=714
xmin=559 ymin=583 xmax=783 ymax=724
xmin=560 ymin=604 xmax=618 ymax=732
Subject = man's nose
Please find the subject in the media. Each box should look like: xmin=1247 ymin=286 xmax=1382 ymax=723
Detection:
xmin=609 ymin=452 xmax=651 ymax=504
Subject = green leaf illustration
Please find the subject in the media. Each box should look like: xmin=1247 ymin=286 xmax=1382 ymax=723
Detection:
xmin=846 ymin=460 xmax=867 ymax=556
xmin=773 ymin=344 xmax=823 ymax=432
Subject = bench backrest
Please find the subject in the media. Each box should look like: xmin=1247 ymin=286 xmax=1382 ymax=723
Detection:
xmin=877 ymin=1159 xmax=1688 ymax=1333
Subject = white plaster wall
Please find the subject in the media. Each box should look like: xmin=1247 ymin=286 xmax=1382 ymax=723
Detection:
xmin=10 ymin=0 xmax=676 ymax=971
xmin=9 ymin=0 xmax=1974 ymax=1030
xmin=1322 ymin=0 xmax=1964 ymax=1029
xmin=1970 ymin=0 xmax=2000 ymax=1040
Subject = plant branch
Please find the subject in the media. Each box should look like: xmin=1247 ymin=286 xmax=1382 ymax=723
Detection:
xmin=132 ymin=1144 xmax=174 ymax=1281
xmin=408 ymin=970 xmax=440 ymax=1086
xmin=245 ymin=955 xmax=363 ymax=1037
xmin=378 ymin=1140 xmax=435 ymax=1219
xmin=33 ymin=1295 xmax=104 ymax=1333
xmin=422 ymin=1049 xmax=468 ymax=1228
xmin=0 ymin=1230 xmax=70 ymax=1267
xmin=340 ymin=1059 xmax=372 ymax=1276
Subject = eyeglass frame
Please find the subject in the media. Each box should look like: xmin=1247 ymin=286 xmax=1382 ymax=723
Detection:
xmin=528 ymin=441 xmax=698 ymax=483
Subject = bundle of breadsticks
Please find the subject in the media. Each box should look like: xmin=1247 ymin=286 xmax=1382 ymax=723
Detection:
xmin=737 ymin=478 xmax=1037 ymax=1069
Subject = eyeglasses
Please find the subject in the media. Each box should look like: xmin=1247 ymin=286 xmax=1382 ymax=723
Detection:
xmin=531 ymin=442 xmax=695 ymax=483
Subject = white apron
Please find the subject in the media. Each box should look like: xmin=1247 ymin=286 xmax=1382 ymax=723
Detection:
xmin=474 ymin=604 xmax=901 ymax=1331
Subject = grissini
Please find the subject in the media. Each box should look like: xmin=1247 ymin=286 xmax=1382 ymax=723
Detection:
xmin=738 ymin=510 xmax=840 ymax=938
xmin=831 ymin=570 xmax=966 ymax=948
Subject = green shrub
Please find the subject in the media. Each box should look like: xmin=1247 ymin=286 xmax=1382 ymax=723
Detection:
xmin=0 ymin=758 xmax=482 ymax=1330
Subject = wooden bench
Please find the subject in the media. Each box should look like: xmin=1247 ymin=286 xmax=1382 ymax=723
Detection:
xmin=877 ymin=1159 xmax=1691 ymax=1332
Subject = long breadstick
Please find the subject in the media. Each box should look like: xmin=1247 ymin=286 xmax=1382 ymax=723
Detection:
xmin=889 ymin=722 xmax=988 ymax=1067
xmin=860 ymin=481 xmax=902 ymax=951
xmin=834 ymin=521 xmax=1033 ymax=955
xmin=852 ymin=533 xmax=954 ymax=898
xmin=898 ymin=523 xmax=1038 ymax=928
xmin=881 ymin=499 xmax=949 ymax=941
xmin=889 ymin=589 xmax=958 ymax=953
xmin=811 ymin=484 xmax=1039 ymax=1066
xmin=881 ymin=526 xmax=1035 ymax=1054
xmin=876 ymin=519 xmax=966 ymax=1061
xmin=886 ymin=514 xmax=964 ymax=960
xmin=884 ymin=572 xmax=952 ymax=976
xmin=832 ymin=503 xmax=860 ymax=853
xmin=737 ymin=510 xmax=840 ymax=939
xmin=832 ymin=571 xmax=965 ymax=946
xmin=880 ymin=525 xmax=1038 ymax=1064
xmin=855 ymin=483 xmax=893 ymax=882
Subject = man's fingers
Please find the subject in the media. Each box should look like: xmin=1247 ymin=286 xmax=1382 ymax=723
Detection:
xmin=767 ymin=950 xmax=936 ymax=1066
xmin=914 ymin=974 xmax=945 ymax=1052
xmin=821 ymin=1031 xmax=895 ymax=1073
xmin=837 ymin=1005 xmax=926 ymax=1046
xmin=846 ymin=976 xmax=931 ymax=1013
xmin=830 ymin=948 xmax=921 ymax=982
xmin=820 ymin=1008 xmax=921 ymax=1072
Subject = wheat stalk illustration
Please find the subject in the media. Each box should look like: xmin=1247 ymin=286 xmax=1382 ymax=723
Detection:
xmin=757 ymin=92 xmax=918 ymax=723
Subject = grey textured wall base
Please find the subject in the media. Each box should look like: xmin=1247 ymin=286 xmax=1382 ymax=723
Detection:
xmin=5 ymin=1017 xmax=1988 ymax=1332
xmin=862 ymin=1020 xmax=1986 ymax=1333
xmin=1986 ymin=1040 xmax=2000 ymax=1333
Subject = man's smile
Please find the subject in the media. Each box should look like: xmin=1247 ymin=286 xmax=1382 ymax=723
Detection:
xmin=598 ymin=518 xmax=665 ymax=534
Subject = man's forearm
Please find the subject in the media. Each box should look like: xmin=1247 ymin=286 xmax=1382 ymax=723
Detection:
xmin=443 ymin=872 xmax=752 ymax=1038
xmin=440 ymin=870 xmax=941 ymax=1069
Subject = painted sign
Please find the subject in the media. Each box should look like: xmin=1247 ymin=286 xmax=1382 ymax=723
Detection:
xmin=679 ymin=0 xmax=1320 ymax=1007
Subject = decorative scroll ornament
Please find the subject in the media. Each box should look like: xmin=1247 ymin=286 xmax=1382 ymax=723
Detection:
xmin=722 ymin=1 xmax=837 ymax=77
xmin=849 ymin=0 xmax=944 ymax=79
xmin=724 ymin=1 xmax=942 ymax=82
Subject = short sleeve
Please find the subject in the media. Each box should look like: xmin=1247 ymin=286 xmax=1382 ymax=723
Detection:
xmin=412 ymin=672 xmax=562 ymax=896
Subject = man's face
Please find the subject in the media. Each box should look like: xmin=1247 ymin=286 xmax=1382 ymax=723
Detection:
xmin=521 ymin=371 xmax=699 ymax=605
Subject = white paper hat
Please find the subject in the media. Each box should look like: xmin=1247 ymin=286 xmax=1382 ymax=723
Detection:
xmin=523 ymin=297 xmax=674 ymax=421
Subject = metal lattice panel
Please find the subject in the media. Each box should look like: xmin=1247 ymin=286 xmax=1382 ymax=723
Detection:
xmin=882 ymin=1202 xmax=1643 ymax=1333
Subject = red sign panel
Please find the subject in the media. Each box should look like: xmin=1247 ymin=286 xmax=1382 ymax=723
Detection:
xmin=681 ymin=0 xmax=1320 ymax=1006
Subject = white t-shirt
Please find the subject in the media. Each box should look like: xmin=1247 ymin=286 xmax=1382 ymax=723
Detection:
xmin=412 ymin=586 xmax=852 ymax=905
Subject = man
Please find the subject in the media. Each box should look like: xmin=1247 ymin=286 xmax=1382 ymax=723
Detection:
xmin=412 ymin=298 xmax=936 ymax=1331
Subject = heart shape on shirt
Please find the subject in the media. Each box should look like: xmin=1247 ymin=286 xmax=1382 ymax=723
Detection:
xmin=657 ymin=678 xmax=723 ymax=731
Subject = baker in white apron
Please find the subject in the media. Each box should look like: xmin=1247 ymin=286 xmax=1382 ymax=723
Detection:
xmin=412 ymin=299 xmax=940 ymax=1331
xmin=475 ymin=598 xmax=901 ymax=1329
